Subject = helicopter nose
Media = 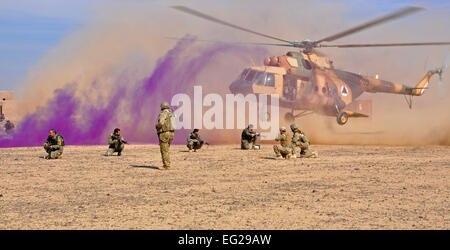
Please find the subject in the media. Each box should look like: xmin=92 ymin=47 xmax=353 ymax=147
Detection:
xmin=229 ymin=80 xmax=252 ymax=95
xmin=229 ymin=81 xmax=238 ymax=94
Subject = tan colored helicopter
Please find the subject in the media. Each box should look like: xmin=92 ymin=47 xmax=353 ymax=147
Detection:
xmin=171 ymin=6 xmax=450 ymax=125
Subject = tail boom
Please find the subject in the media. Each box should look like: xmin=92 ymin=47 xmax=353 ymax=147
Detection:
xmin=362 ymin=70 xmax=440 ymax=96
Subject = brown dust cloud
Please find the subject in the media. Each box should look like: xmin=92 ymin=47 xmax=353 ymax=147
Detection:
xmin=11 ymin=0 xmax=450 ymax=146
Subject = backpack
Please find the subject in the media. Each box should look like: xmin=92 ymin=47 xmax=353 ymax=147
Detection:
xmin=58 ymin=135 xmax=65 ymax=146
xmin=159 ymin=110 xmax=177 ymax=132
xmin=166 ymin=112 xmax=177 ymax=131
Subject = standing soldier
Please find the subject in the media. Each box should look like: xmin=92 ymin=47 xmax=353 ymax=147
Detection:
xmin=43 ymin=129 xmax=64 ymax=159
xmin=155 ymin=101 xmax=176 ymax=170
xmin=273 ymin=126 xmax=292 ymax=159
xmin=187 ymin=128 xmax=204 ymax=152
xmin=105 ymin=128 xmax=127 ymax=156
xmin=241 ymin=124 xmax=259 ymax=150
xmin=290 ymin=123 xmax=318 ymax=158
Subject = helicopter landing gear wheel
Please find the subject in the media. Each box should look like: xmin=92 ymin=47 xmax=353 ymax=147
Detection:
xmin=284 ymin=112 xmax=295 ymax=123
xmin=337 ymin=112 xmax=349 ymax=125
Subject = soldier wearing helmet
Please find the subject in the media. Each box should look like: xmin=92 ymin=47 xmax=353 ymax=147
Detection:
xmin=105 ymin=128 xmax=127 ymax=156
xmin=290 ymin=123 xmax=317 ymax=158
xmin=241 ymin=124 xmax=260 ymax=150
xmin=273 ymin=126 xmax=292 ymax=159
xmin=43 ymin=129 xmax=65 ymax=159
xmin=155 ymin=101 xmax=176 ymax=170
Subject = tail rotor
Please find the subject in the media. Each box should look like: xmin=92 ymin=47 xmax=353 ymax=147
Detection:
xmin=424 ymin=53 xmax=449 ymax=98
xmin=436 ymin=53 xmax=449 ymax=97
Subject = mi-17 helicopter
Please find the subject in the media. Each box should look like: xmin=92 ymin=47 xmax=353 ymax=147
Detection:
xmin=171 ymin=6 xmax=450 ymax=125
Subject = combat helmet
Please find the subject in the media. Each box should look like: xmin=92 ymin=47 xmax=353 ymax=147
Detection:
xmin=160 ymin=101 xmax=170 ymax=110
xmin=290 ymin=123 xmax=299 ymax=132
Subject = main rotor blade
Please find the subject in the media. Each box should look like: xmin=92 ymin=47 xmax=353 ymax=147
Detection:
xmin=320 ymin=42 xmax=450 ymax=48
xmin=171 ymin=5 xmax=293 ymax=44
xmin=315 ymin=6 xmax=425 ymax=43
xmin=166 ymin=37 xmax=295 ymax=47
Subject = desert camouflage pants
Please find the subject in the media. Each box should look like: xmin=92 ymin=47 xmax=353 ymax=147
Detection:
xmin=187 ymin=141 xmax=203 ymax=150
xmin=241 ymin=137 xmax=257 ymax=150
xmin=273 ymin=145 xmax=292 ymax=158
xmin=44 ymin=144 xmax=64 ymax=159
xmin=158 ymin=131 xmax=174 ymax=169
xmin=105 ymin=143 xmax=125 ymax=156
xmin=293 ymin=145 xmax=317 ymax=158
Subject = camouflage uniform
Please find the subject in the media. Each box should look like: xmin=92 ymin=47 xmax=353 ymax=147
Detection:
xmin=290 ymin=123 xmax=317 ymax=158
xmin=43 ymin=134 xmax=64 ymax=159
xmin=105 ymin=133 xmax=125 ymax=156
xmin=187 ymin=132 xmax=203 ymax=151
xmin=273 ymin=128 xmax=292 ymax=159
xmin=241 ymin=125 xmax=258 ymax=150
xmin=156 ymin=102 xmax=175 ymax=169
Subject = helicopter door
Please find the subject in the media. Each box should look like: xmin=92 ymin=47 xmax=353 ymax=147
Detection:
xmin=283 ymin=75 xmax=297 ymax=101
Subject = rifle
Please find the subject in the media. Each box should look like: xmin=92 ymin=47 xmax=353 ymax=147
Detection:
xmin=248 ymin=130 xmax=260 ymax=136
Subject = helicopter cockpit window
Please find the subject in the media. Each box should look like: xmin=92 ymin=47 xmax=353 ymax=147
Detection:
xmin=301 ymin=59 xmax=312 ymax=70
xmin=254 ymin=72 xmax=265 ymax=85
xmin=240 ymin=68 xmax=250 ymax=80
xmin=265 ymin=73 xmax=275 ymax=87
xmin=245 ymin=70 xmax=257 ymax=82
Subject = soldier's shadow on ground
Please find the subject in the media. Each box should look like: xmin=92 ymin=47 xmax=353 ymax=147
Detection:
xmin=261 ymin=157 xmax=277 ymax=160
xmin=131 ymin=165 xmax=160 ymax=170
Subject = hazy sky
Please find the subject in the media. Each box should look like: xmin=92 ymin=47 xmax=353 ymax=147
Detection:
xmin=0 ymin=0 xmax=448 ymax=90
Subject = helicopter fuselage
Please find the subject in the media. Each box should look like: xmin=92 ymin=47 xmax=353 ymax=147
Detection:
xmin=229 ymin=51 xmax=435 ymax=124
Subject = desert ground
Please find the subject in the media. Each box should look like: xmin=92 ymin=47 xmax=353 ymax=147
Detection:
xmin=0 ymin=144 xmax=449 ymax=229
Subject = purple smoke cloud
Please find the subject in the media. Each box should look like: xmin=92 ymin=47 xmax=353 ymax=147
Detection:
xmin=0 ymin=38 xmax=268 ymax=147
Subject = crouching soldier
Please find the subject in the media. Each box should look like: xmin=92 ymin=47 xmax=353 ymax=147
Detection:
xmin=187 ymin=129 xmax=203 ymax=152
xmin=290 ymin=123 xmax=318 ymax=158
xmin=43 ymin=129 xmax=64 ymax=159
xmin=241 ymin=124 xmax=259 ymax=150
xmin=273 ymin=127 xmax=292 ymax=159
xmin=105 ymin=128 xmax=127 ymax=156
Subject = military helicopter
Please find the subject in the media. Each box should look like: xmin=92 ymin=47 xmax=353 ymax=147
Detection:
xmin=171 ymin=6 xmax=450 ymax=125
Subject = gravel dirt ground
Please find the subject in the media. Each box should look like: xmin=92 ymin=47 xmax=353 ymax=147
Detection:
xmin=0 ymin=144 xmax=449 ymax=229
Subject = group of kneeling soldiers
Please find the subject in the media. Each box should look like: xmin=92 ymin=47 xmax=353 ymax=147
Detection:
xmin=43 ymin=128 xmax=127 ymax=159
xmin=240 ymin=123 xmax=318 ymax=159
xmin=42 ymin=101 xmax=317 ymax=168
